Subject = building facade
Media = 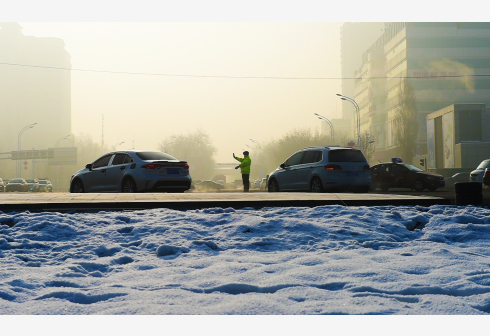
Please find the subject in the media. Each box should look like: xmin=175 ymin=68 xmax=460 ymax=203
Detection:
xmin=336 ymin=22 xmax=384 ymax=138
xmin=351 ymin=22 xmax=490 ymax=163
xmin=427 ymin=103 xmax=490 ymax=169
xmin=0 ymin=23 xmax=72 ymax=178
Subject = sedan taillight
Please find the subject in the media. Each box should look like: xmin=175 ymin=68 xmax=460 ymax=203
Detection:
xmin=184 ymin=164 xmax=189 ymax=169
xmin=325 ymin=164 xmax=342 ymax=170
xmin=141 ymin=164 xmax=163 ymax=169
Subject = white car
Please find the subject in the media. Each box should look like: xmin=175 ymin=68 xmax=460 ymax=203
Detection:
xmin=70 ymin=150 xmax=191 ymax=193
xmin=444 ymin=172 xmax=471 ymax=189
xmin=469 ymin=159 xmax=490 ymax=183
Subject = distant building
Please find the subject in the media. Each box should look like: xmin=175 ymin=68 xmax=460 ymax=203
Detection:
xmin=0 ymin=22 xmax=72 ymax=155
xmin=350 ymin=22 xmax=490 ymax=163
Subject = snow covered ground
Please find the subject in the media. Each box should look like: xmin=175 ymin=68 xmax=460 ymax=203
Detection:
xmin=2 ymin=205 xmax=490 ymax=315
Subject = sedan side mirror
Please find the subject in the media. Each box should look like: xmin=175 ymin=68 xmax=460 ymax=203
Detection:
xmin=280 ymin=163 xmax=286 ymax=169
xmin=85 ymin=163 xmax=93 ymax=171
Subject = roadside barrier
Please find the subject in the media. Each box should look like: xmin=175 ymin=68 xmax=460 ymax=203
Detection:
xmin=454 ymin=182 xmax=483 ymax=206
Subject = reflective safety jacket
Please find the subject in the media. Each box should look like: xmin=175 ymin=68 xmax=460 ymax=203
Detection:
xmin=235 ymin=155 xmax=251 ymax=174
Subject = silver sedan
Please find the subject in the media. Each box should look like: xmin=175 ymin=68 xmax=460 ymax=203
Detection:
xmin=70 ymin=150 xmax=191 ymax=193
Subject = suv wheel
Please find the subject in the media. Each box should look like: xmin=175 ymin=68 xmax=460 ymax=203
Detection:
xmin=310 ymin=177 xmax=323 ymax=193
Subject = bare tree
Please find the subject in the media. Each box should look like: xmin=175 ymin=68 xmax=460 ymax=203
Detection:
xmin=158 ymin=129 xmax=216 ymax=180
xmin=393 ymin=78 xmax=419 ymax=163
xmin=359 ymin=131 xmax=375 ymax=164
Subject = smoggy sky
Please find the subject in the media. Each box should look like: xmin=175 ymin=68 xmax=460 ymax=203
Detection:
xmin=17 ymin=22 xmax=343 ymax=162
xmin=10 ymin=1 xmax=472 ymax=162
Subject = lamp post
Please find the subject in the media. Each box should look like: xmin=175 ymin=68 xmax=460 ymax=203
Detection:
xmin=17 ymin=123 xmax=37 ymax=177
xmin=314 ymin=113 xmax=334 ymax=142
xmin=113 ymin=141 xmax=125 ymax=150
xmin=55 ymin=134 xmax=71 ymax=148
xmin=249 ymin=139 xmax=262 ymax=148
xmin=337 ymin=94 xmax=361 ymax=151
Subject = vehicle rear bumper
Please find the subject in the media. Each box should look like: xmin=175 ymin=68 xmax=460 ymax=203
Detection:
xmin=146 ymin=179 xmax=192 ymax=192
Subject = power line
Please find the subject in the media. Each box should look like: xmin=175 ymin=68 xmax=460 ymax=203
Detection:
xmin=1 ymin=61 xmax=490 ymax=80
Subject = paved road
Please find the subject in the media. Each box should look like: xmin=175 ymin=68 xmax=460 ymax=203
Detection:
xmin=1 ymin=184 xmax=487 ymax=212
xmin=0 ymin=190 xmax=451 ymax=212
xmin=370 ymin=185 xmax=490 ymax=205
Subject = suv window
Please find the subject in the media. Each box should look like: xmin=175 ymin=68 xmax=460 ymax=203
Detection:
xmin=302 ymin=150 xmax=323 ymax=164
xmin=93 ymin=154 xmax=113 ymax=169
xmin=328 ymin=149 xmax=366 ymax=162
xmin=285 ymin=152 xmax=305 ymax=167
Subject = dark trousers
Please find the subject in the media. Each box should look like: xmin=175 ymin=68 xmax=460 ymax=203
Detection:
xmin=242 ymin=174 xmax=250 ymax=192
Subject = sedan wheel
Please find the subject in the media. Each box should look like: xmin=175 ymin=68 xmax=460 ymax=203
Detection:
xmin=71 ymin=179 xmax=84 ymax=193
xmin=310 ymin=177 xmax=323 ymax=193
xmin=122 ymin=178 xmax=137 ymax=193
xmin=268 ymin=179 xmax=279 ymax=192
xmin=413 ymin=180 xmax=425 ymax=192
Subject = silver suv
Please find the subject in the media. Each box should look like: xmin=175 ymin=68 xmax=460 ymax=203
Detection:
xmin=469 ymin=159 xmax=490 ymax=183
xmin=267 ymin=146 xmax=371 ymax=193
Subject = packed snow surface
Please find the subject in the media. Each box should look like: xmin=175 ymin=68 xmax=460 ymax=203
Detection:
xmin=2 ymin=205 xmax=490 ymax=314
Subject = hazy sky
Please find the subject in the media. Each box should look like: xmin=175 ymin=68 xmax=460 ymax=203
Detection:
xmin=9 ymin=1 xmax=473 ymax=162
xmin=17 ymin=22 xmax=342 ymax=162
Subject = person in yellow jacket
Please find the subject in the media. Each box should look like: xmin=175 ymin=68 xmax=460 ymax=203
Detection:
xmin=233 ymin=151 xmax=251 ymax=192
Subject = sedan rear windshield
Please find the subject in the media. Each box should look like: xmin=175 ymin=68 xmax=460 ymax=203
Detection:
xmin=135 ymin=151 xmax=177 ymax=161
xmin=10 ymin=179 xmax=23 ymax=183
xmin=328 ymin=149 xmax=366 ymax=163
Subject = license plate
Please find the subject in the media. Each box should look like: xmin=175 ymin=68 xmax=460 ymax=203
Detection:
xmin=166 ymin=169 xmax=180 ymax=175
xmin=346 ymin=172 xmax=359 ymax=177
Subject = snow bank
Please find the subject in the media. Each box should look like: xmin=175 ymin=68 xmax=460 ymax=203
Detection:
xmin=1 ymin=205 xmax=490 ymax=314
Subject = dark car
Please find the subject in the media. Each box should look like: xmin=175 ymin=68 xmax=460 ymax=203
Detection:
xmin=0 ymin=178 xmax=5 ymax=192
xmin=25 ymin=179 xmax=40 ymax=192
xmin=38 ymin=179 xmax=53 ymax=192
xmin=371 ymin=159 xmax=445 ymax=192
xmin=6 ymin=178 xmax=29 ymax=192
xmin=483 ymin=168 xmax=490 ymax=186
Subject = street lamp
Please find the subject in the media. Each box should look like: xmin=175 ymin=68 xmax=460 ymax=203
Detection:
xmin=55 ymin=134 xmax=71 ymax=147
xmin=17 ymin=122 xmax=37 ymax=177
xmin=113 ymin=141 xmax=125 ymax=150
xmin=337 ymin=93 xmax=361 ymax=151
xmin=314 ymin=113 xmax=334 ymax=142
xmin=249 ymin=139 xmax=262 ymax=148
